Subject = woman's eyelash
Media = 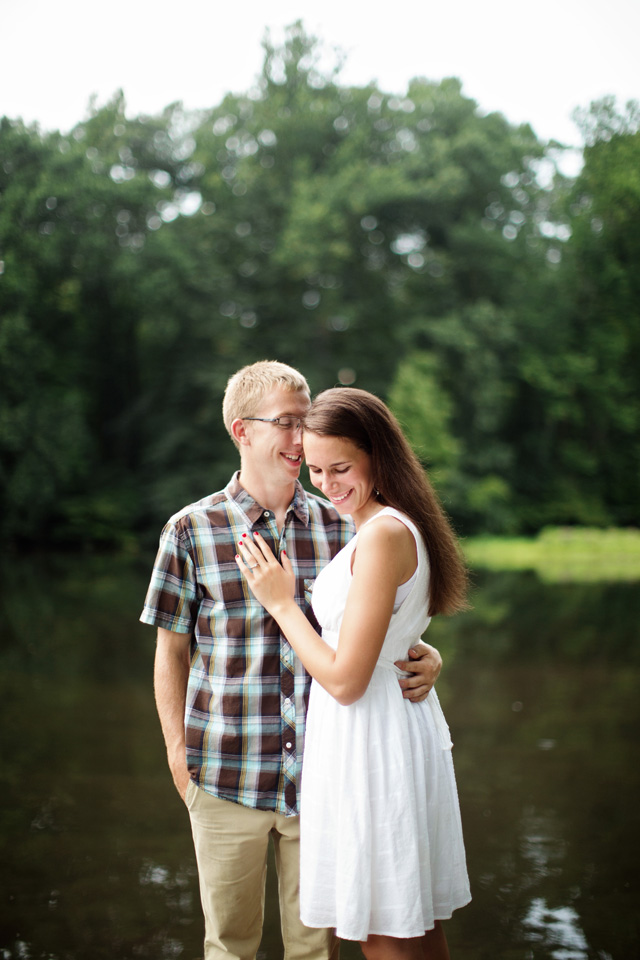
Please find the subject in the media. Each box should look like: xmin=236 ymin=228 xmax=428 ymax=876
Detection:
xmin=309 ymin=466 xmax=349 ymax=474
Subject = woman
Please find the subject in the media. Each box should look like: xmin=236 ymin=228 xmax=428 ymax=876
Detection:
xmin=236 ymin=388 xmax=471 ymax=960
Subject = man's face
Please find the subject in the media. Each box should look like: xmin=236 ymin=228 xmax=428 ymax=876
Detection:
xmin=241 ymin=387 xmax=311 ymax=486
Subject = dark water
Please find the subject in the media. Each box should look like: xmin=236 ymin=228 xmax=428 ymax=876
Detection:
xmin=1 ymin=554 xmax=639 ymax=959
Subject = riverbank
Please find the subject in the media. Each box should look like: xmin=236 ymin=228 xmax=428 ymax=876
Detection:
xmin=463 ymin=526 xmax=640 ymax=582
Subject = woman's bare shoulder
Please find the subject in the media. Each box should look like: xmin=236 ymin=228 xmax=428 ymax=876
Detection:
xmin=357 ymin=513 xmax=415 ymax=551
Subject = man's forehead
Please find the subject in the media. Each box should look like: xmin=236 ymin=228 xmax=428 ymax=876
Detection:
xmin=259 ymin=387 xmax=310 ymax=414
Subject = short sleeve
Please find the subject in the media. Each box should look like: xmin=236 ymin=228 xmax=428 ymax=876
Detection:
xmin=140 ymin=522 xmax=198 ymax=633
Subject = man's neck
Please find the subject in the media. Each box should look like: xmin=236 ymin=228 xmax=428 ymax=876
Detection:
xmin=237 ymin=467 xmax=297 ymax=523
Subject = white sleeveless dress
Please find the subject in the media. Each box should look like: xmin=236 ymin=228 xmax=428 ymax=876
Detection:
xmin=299 ymin=507 xmax=471 ymax=941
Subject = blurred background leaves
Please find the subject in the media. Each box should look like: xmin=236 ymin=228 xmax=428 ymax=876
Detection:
xmin=1 ymin=22 xmax=638 ymax=547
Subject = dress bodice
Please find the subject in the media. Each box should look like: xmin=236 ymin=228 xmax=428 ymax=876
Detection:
xmin=311 ymin=507 xmax=432 ymax=667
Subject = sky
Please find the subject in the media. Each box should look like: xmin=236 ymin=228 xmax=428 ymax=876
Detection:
xmin=1 ymin=0 xmax=638 ymax=157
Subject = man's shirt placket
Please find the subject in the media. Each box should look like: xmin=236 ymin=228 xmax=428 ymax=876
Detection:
xmin=274 ymin=507 xmax=299 ymax=815
xmin=279 ymin=636 xmax=298 ymax=815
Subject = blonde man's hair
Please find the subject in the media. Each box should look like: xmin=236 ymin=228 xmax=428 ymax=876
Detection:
xmin=223 ymin=360 xmax=310 ymax=446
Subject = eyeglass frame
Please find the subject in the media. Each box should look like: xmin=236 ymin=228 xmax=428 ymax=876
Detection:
xmin=242 ymin=416 xmax=304 ymax=431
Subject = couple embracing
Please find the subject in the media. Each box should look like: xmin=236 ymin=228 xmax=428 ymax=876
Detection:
xmin=141 ymin=361 xmax=470 ymax=960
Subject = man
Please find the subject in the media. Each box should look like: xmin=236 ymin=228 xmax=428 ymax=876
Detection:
xmin=140 ymin=361 xmax=442 ymax=960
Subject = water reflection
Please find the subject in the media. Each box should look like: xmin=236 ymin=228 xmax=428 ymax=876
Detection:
xmin=0 ymin=557 xmax=638 ymax=958
xmin=523 ymin=899 xmax=590 ymax=959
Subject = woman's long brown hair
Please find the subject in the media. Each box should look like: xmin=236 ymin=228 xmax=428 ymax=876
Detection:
xmin=304 ymin=388 xmax=468 ymax=616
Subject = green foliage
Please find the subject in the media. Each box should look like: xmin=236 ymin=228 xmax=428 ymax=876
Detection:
xmin=0 ymin=25 xmax=638 ymax=545
xmin=465 ymin=527 xmax=640 ymax=582
xmin=513 ymin=97 xmax=640 ymax=529
xmin=388 ymin=350 xmax=460 ymax=478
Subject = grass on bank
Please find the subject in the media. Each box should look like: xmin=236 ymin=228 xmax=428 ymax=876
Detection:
xmin=463 ymin=527 xmax=640 ymax=582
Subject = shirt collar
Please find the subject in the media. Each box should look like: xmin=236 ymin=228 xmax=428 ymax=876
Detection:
xmin=225 ymin=472 xmax=310 ymax=526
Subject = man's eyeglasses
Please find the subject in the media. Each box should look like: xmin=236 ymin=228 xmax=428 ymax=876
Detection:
xmin=243 ymin=416 xmax=303 ymax=431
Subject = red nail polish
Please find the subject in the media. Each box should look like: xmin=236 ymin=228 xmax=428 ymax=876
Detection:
xmin=242 ymin=533 xmax=247 ymax=538
xmin=235 ymin=554 xmax=239 ymax=560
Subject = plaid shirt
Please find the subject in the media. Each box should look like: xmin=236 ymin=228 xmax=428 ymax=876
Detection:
xmin=140 ymin=473 xmax=353 ymax=816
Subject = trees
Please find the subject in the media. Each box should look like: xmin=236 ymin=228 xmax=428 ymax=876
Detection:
xmin=506 ymin=99 xmax=640 ymax=529
xmin=564 ymin=100 xmax=640 ymax=525
xmin=0 ymin=117 xmax=99 ymax=542
xmin=0 ymin=25 xmax=637 ymax=545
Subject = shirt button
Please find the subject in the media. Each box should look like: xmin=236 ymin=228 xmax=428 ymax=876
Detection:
xmin=284 ymin=697 xmax=291 ymax=705
xmin=264 ymin=511 xmax=271 ymax=518
xmin=285 ymin=742 xmax=292 ymax=750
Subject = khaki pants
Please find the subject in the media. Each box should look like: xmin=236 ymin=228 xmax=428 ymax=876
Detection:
xmin=186 ymin=781 xmax=338 ymax=960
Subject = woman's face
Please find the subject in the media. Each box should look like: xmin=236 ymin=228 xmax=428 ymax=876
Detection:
xmin=303 ymin=433 xmax=377 ymax=522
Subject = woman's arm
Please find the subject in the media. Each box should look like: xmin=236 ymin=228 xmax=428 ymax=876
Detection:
xmin=237 ymin=519 xmax=416 ymax=705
